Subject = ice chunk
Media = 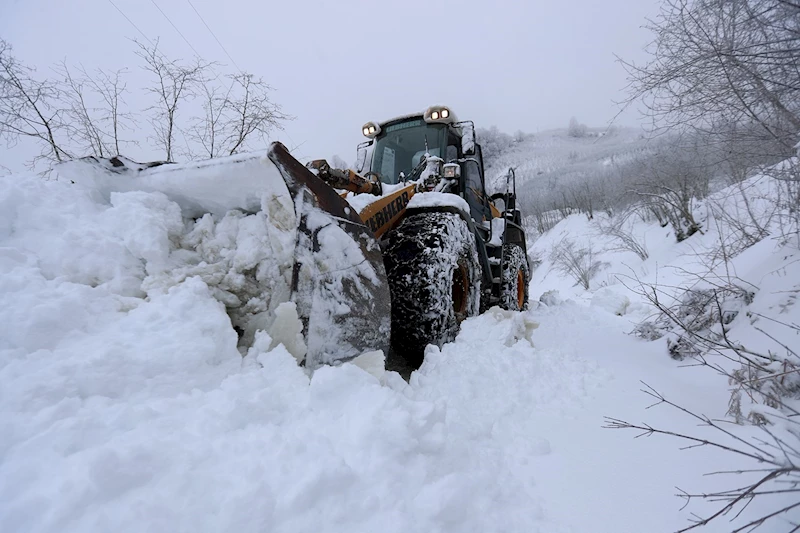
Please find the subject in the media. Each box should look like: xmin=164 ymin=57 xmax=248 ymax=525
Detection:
xmin=268 ymin=301 xmax=307 ymax=364
xmin=350 ymin=350 xmax=386 ymax=380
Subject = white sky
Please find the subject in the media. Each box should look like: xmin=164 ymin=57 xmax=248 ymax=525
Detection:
xmin=1 ymin=0 xmax=660 ymax=169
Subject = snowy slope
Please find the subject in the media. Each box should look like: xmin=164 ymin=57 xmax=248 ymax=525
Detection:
xmin=2 ymin=160 xmax=797 ymax=532
xmin=482 ymin=126 xmax=649 ymax=193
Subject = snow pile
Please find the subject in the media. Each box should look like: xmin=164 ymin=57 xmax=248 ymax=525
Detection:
xmin=590 ymin=286 xmax=630 ymax=316
xmin=50 ymin=155 xmax=298 ymax=345
xmin=0 ymin=167 xmax=593 ymax=533
xmin=59 ymin=152 xmax=292 ymax=218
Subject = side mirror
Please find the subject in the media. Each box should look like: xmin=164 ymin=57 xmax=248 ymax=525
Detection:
xmin=457 ymin=121 xmax=476 ymax=155
xmin=356 ymin=140 xmax=372 ymax=173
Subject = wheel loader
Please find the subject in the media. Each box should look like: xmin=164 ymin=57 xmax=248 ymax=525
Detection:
xmin=269 ymin=105 xmax=531 ymax=370
xmin=76 ymin=105 xmax=530 ymax=373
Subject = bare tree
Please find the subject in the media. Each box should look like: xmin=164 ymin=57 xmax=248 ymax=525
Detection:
xmin=86 ymin=67 xmax=132 ymax=156
xmin=222 ymin=73 xmax=287 ymax=156
xmin=56 ymin=63 xmax=133 ymax=158
xmin=135 ymin=38 xmax=211 ymax=162
xmin=0 ymin=39 xmax=71 ymax=165
xmin=620 ymin=0 xmax=800 ymax=158
xmin=184 ymin=72 xmax=288 ymax=159
xmin=186 ymin=77 xmax=228 ymax=159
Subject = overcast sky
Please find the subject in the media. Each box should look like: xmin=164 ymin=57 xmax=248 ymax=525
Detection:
xmin=1 ymin=0 xmax=660 ymax=170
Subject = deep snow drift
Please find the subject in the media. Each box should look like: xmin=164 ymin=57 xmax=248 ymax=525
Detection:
xmin=1 ymin=159 xmax=798 ymax=532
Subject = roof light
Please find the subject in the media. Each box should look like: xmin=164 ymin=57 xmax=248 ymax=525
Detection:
xmin=361 ymin=121 xmax=381 ymax=139
xmin=424 ymin=105 xmax=457 ymax=124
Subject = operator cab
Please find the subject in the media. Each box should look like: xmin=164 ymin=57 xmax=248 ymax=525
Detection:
xmin=370 ymin=118 xmax=446 ymax=184
xmin=359 ymin=105 xmax=490 ymax=222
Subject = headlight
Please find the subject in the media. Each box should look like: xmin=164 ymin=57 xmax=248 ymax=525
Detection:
xmin=441 ymin=109 xmax=449 ymax=119
xmin=443 ymin=163 xmax=460 ymax=179
xmin=361 ymin=121 xmax=381 ymax=139
xmin=431 ymin=111 xmax=440 ymax=120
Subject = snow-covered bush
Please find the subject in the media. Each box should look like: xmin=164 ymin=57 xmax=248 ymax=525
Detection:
xmin=476 ymin=126 xmax=514 ymax=163
xmin=567 ymin=117 xmax=587 ymax=138
xmin=772 ymin=160 xmax=800 ymax=247
xmin=549 ymin=238 xmax=606 ymax=290
xmin=631 ymin=284 xmax=754 ymax=360
xmin=595 ymin=213 xmax=649 ymax=260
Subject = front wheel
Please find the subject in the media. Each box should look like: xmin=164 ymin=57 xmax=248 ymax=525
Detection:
xmin=383 ymin=212 xmax=481 ymax=368
xmin=499 ymin=243 xmax=530 ymax=311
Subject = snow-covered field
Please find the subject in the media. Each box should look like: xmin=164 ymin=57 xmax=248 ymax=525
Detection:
xmin=2 ymin=159 xmax=798 ymax=532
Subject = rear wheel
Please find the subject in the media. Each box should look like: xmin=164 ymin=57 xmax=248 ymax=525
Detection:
xmin=383 ymin=212 xmax=481 ymax=369
xmin=500 ymin=244 xmax=530 ymax=311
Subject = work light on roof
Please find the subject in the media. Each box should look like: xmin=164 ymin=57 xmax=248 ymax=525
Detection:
xmin=361 ymin=121 xmax=381 ymax=139
xmin=424 ymin=105 xmax=456 ymax=124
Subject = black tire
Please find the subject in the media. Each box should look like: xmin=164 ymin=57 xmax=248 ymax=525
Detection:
xmin=499 ymin=243 xmax=530 ymax=311
xmin=383 ymin=211 xmax=481 ymax=368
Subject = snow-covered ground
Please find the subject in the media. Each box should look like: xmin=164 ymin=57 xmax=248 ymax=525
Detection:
xmin=2 ymin=160 xmax=798 ymax=532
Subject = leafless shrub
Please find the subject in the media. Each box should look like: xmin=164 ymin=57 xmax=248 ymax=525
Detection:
xmin=628 ymin=141 xmax=710 ymax=242
xmin=605 ymin=383 xmax=800 ymax=533
xmin=614 ymin=265 xmax=800 ymax=531
xmin=708 ymin=181 xmax=775 ymax=258
xmin=595 ymin=212 xmax=649 ymax=260
xmin=56 ymin=62 xmax=134 ymax=158
xmin=770 ymin=160 xmax=800 ymax=247
xmin=550 ymin=238 xmax=607 ymax=290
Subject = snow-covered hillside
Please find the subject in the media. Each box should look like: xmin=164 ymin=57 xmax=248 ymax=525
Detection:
xmin=1 ymin=157 xmax=798 ymax=532
xmin=481 ymin=126 xmax=649 ymax=193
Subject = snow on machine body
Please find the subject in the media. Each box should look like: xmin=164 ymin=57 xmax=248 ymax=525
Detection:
xmin=308 ymin=105 xmax=531 ymax=369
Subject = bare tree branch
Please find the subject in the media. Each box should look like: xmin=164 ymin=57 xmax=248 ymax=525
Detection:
xmin=0 ymin=39 xmax=71 ymax=166
xmin=134 ymin=38 xmax=211 ymax=162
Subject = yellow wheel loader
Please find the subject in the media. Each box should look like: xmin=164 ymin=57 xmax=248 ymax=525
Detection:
xmin=78 ymin=105 xmax=530 ymax=373
xmin=270 ymin=105 xmax=531 ymax=370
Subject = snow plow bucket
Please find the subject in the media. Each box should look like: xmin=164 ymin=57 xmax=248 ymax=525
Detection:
xmin=268 ymin=142 xmax=391 ymax=369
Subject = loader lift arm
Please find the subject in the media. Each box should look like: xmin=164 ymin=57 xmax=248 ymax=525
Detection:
xmin=307 ymin=159 xmax=382 ymax=196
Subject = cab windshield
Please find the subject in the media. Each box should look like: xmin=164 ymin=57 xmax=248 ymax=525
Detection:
xmin=371 ymin=120 xmax=447 ymax=184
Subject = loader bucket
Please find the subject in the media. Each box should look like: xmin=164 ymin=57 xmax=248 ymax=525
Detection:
xmin=267 ymin=142 xmax=391 ymax=369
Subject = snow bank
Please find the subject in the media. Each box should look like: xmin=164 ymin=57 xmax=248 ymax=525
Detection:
xmin=1 ymin=166 xmax=573 ymax=533
xmin=56 ymin=152 xmax=292 ymax=218
xmin=591 ymin=287 xmax=630 ymax=316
